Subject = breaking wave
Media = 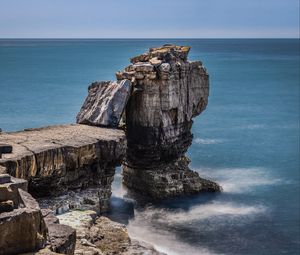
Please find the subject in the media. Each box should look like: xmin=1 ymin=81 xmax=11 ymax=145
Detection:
xmin=198 ymin=167 xmax=286 ymax=193
xmin=194 ymin=138 xmax=224 ymax=144
xmin=127 ymin=201 xmax=266 ymax=255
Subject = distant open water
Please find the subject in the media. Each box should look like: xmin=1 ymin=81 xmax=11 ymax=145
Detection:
xmin=0 ymin=39 xmax=299 ymax=255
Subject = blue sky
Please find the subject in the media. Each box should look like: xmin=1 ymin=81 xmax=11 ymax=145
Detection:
xmin=0 ymin=0 xmax=299 ymax=38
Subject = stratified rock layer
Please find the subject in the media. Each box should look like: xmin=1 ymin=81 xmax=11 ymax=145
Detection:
xmin=0 ymin=177 xmax=47 ymax=255
xmin=0 ymin=124 xmax=126 ymax=212
xmin=119 ymin=45 xmax=220 ymax=197
xmin=123 ymin=157 xmax=220 ymax=198
xmin=77 ymin=80 xmax=132 ymax=128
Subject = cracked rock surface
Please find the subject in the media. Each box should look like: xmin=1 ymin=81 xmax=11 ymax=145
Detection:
xmin=0 ymin=124 xmax=126 ymax=211
xmin=76 ymin=80 xmax=132 ymax=128
xmin=0 ymin=177 xmax=47 ymax=255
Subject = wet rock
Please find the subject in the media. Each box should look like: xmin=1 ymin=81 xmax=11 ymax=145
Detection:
xmin=76 ymin=80 xmax=132 ymax=128
xmin=58 ymin=210 xmax=165 ymax=255
xmin=90 ymin=217 xmax=165 ymax=255
xmin=123 ymin=157 xmax=221 ymax=198
xmin=38 ymin=187 xmax=113 ymax=215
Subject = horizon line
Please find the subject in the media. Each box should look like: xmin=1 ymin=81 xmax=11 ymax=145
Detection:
xmin=0 ymin=37 xmax=299 ymax=40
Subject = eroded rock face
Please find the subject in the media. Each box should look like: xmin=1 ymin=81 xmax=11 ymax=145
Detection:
xmin=0 ymin=177 xmax=47 ymax=255
xmin=0 ymin=124 xmax=126 ymax=212
xmin=76 ymin=80 xmax=132 ymax=128
xmin=123 ymin=157 xmax=220 ymax=198
xmin=118 ymin=45 xmax=221 ymax=197
xmin=38 ymin=187 xmax=113 ymax=215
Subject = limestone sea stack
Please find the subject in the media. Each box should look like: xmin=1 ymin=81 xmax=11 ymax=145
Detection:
xmin=118 ymin=45 xmax=221 ymax=198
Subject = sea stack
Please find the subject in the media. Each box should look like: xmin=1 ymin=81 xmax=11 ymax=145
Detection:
xmin=117 ymin=45 xmax=221 ymax=198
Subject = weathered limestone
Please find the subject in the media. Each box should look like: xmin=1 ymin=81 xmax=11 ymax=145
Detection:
xmin=0 ymin=174 xmax=28 ymax=207
xmin=42 ymin=209 xmax=76 ymax=255
xmin=0 ymin=124 xmax=126 ymax=212
xmin=123 ymin=157 xmax=221 ymax=198
xmin=77 ymin=80 xmax=132 ymax=128
xmin=0 ymin=176 xmax=47 ymax=255
xmin=118 ymin=45 xmax=221 ymax=197
xmin=38 ymin=187 xmax=112 ymax=215
xmin=57 ymin=210 xmax=165 ymax=255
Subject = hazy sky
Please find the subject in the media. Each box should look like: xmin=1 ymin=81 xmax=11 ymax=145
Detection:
xmin=0 ymin=0 xmax=299 ymax=38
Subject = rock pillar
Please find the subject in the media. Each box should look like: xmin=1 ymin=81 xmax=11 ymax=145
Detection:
xmin=117 ymin=45 xmax=221 ymax=198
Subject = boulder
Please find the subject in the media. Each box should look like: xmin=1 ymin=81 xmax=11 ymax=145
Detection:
xmin=41 ymin=209 xmax=76 ymax=254
xmin=0 ymin=177 xmax=47 ymax=255
xmin=76 ymin=80 xmax=132 ymax=128
xmin=0 ymin=175 xmax=28 ymax=206
xmin=47 ymin=223 xmax=76 ymax=255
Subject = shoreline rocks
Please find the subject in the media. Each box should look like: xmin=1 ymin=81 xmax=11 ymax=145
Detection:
xmin=0 ymin=176 xmax=47 ymax=255
xmin=0 ymin=124 xmax=126 ymax=213
xmin=42 ymin=209 xmax=76 ymax=255
xmin=57 ymin=210 xmax=165 ymax=255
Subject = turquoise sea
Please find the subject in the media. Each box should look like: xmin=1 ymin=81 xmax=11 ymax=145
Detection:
xmin=0 ymin=39 xmax=299 ymax=255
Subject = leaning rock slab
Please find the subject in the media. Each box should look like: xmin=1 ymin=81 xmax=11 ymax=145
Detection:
xmin=77 ymin=80 xmax=132 ymax=128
